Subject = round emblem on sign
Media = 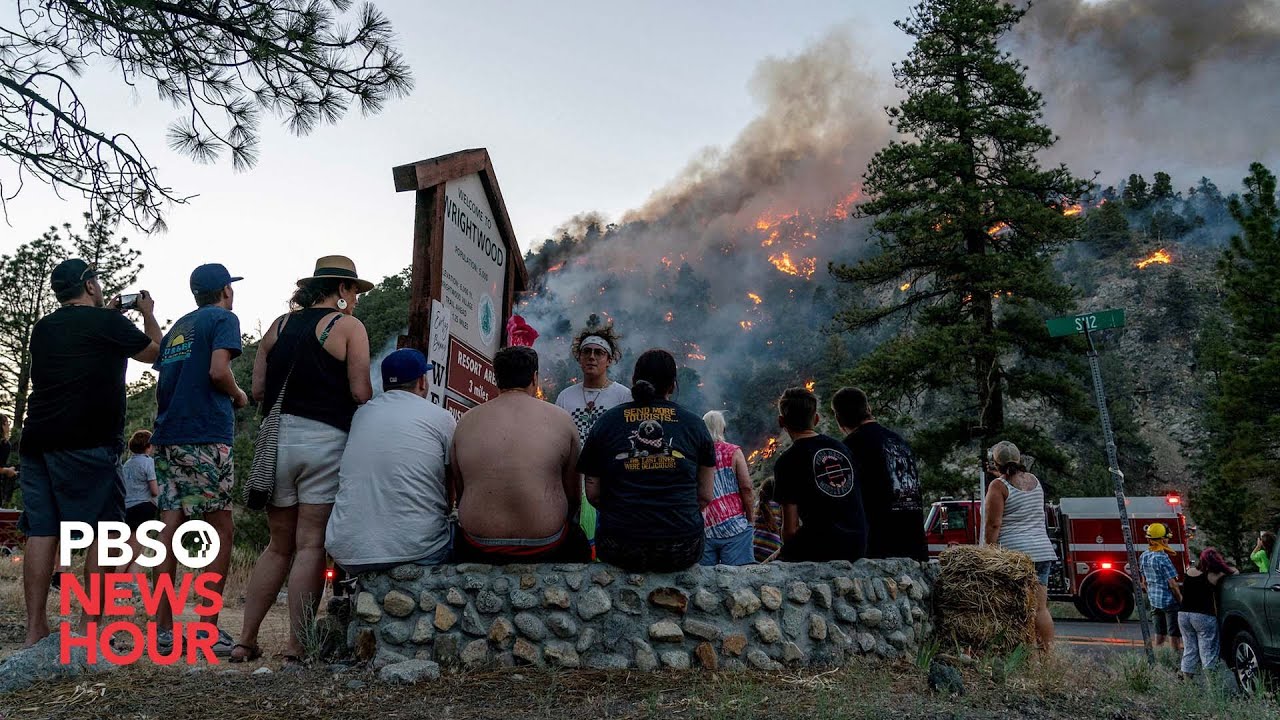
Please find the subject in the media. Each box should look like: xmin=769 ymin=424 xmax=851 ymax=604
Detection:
xmin=478 ymin=294 xmax=497 ymax=346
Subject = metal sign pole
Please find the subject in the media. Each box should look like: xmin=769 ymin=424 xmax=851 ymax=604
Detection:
xmin=1084 ymin=325 xmax=1155 ymax=665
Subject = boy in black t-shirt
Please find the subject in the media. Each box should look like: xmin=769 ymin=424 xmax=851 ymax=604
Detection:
xmin=832 ymin=387 xmax=928 ymax=561
xmin=772 ymin=387 xmax=867 ymax=562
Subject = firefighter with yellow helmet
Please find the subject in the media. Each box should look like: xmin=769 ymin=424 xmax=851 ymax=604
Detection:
xmin=1138 ymin=522 xmax=1184 ymax=651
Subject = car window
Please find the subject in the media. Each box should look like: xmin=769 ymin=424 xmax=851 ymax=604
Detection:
xmin=946 ymin=507 xmax=968 ymax=531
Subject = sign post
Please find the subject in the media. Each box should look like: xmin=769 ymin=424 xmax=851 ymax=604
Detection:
xmin=393 ymin=149 xmax=528 ymax=419
xmin=1046 ymin=308 xmax=1154 ymax=665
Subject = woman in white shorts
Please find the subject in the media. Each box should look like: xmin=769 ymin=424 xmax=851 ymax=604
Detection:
xmin=232 ymin=256 xmax=373 ymax=665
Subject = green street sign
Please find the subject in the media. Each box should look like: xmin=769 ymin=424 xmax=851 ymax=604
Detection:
xmin=1046 ymin=308 xmax=1126 ymax=338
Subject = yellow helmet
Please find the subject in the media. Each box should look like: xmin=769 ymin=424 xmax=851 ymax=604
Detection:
xmin=1146 ymin=523 xmax=1169 ymax=540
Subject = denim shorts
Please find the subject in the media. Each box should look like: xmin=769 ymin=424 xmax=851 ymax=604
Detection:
xmin=18 ymin=446 xmax=125 ymax=536
xmin=272 ymin=414 xmax=346 ymax=506
xmin=1034 ymin=561 xmax=1053 ymax=587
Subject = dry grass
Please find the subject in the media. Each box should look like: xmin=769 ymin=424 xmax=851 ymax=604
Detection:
xmin=0 ymin=546 xmax=303 ymax=664
xmin=935 ymin=545 xmax=1038 ymax=654
xmin=1 ymin=648 xmax=1276 ymax=720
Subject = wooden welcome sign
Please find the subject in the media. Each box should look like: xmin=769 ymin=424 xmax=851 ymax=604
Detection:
xmin=392 ymin=149 xmax=529 ymax=417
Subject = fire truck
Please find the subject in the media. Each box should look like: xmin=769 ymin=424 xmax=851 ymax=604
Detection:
xmin=924 ymin=494 xmax=1191 ymax=621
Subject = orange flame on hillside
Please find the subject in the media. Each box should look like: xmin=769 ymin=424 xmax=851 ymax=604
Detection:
xmin=546 ymin=261 xmax=565 ymax=274
xmin=747 ymin=292 xmax=763 ymax=305
xmin=1063 ymin=204 xmax=1083 ymax=216
xmin=829 ymin=187 xmax=861 ymax=219
xmin=664 ymin=311 xmax=673 ymax=323
xmin=1136 ymin=249 xmax=1173 ymax=269
xmin=899 ymin=282 xmax=912 ymax=292
xmin=987 ymin=222 xmax=1010 ymax=237
xmin=804 ymin=380 xmax=816 ymax=392
xmin=769 ymin=252 xmax=816 ymax=279
xmin=740 ymin=320 xmax=754 ymax=330
xmin=747 ymin=437 xmax=780 ymax=464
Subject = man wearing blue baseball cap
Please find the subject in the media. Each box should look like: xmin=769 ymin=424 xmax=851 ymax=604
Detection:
xmin=326 ymin=348 xmax=457 ymax=573
xmin=151 ymin=263 xmax=248 ymax=656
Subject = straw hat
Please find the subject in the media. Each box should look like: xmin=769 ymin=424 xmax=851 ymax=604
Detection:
xmin=298 ymin=255 xmax=374 ymax=293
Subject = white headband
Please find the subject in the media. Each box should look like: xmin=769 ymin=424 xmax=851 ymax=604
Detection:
xmin=579 ymin=335 xmax=612 ymax=354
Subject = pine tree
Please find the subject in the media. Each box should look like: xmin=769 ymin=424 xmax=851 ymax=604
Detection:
xmin=0 ymin=209 xmax=142 ymax=428
xmin=1123 ymin=174 xmax=1150 ymax=209
xmin=1151 ymin=171 xmax=1175 ymax=201
xmin=0 ymin=236 xmax=65 ymax=427
xmin=73 ymin=207 xmax=143 ymax=298
xmin=1193 ymin=162 xmax=1280 ymax=563
xmin=831 ymin=0 xmax=1091 ymax=488
xmin=1083 ymin=200 xmax=1132 ymax=255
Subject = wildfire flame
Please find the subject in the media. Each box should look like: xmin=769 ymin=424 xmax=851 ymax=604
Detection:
xmin=747 ymin=292 xmax=763 ymax=305
xmin=740 ymin=320 xmax=754 ymax=330
xmin=546 ymin=261 xmax=565 ymax=274
xmin=1062 ymin=204 xmax=1083 ymax=216
xmin=664 ymin=311 xmax=673 ymax=323
xmin=899 ymin=282 xmax=912 ymax=292
xmin=747 ymin=437 xmax=780 ymax=464
xmin=829 ymin=187 xmax=861 ymax=219
xmin=687 ymin=353 xmax=707 ymax=361
xmin=769 ymin=252 xmax=817 ymax=279
xmin=1136 ymin=249 xmax=1173 ymax=269
xmin=987 ymin=222 xmax=1009 ymax=237
xmin=804 ymin=380 xmax=816 ymax=392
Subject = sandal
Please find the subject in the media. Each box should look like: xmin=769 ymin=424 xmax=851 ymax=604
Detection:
xmin=228 ymin=643 xmax=262 ymax=663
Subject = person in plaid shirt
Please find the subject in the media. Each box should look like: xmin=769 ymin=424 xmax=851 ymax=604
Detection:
xmin=1139 ymin=522 xmax=1183 ymax=651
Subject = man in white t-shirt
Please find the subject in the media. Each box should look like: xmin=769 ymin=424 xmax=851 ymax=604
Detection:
xmin=326 ymin=349 xmax=456 ymax=573
xmin=554 ymin=322 xmax=631 ymax=550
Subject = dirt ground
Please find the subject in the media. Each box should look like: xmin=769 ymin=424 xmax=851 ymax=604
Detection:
xmin=0 ymin=550 xmax=293 ymax=663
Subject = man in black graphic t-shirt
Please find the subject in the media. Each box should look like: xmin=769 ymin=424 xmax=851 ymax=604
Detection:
xmin=772 ymin=387 xmax=867 ymax=562
xmin=833 ymin=387 xmax=928 ymax=561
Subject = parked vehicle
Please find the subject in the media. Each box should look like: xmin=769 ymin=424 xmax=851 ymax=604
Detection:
xmin=0 ymin=506 xmax=21 ymax=556
xmin=1219 ymin=533 xmax=1279 ymax=695
xmin=924 ymin=493 xmax=1190 ymax=621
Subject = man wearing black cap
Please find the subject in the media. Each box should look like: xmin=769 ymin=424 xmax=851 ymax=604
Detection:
xmin=325 ymin=349 xmax=457 ymax=574
xmin=150 ymin=263 xmax=248 ymax=656
xmin=18 ymin=258 xmax=161 ymax=647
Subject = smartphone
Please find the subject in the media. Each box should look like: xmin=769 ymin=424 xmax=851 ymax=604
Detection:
xmin=119 ymin=293 xmax=140 ymax=311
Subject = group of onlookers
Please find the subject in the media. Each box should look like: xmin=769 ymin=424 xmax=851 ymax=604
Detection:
xmin=19 ymin=250 xmax=1259 ymax=675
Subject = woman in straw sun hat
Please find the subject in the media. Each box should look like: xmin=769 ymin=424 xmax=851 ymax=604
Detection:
xmin=982 ymin=440 xmax=1057 ymax=652
xmin=233 ymin=255 xmax=374 ymax=665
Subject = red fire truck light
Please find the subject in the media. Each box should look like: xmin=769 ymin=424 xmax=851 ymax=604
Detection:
xmin=1166 ymin=494 xmax=1181 ymax=505
xmin=1100 ymin=562 xmax=1113 ymax=570
xmin=325 ymin=568 xmax=335 ymax=580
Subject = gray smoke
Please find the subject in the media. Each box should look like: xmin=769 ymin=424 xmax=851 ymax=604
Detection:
xmin=1013 ymin=0 xmax=1280 ymax=185
xmin=626 ymin=28 xmax=894 ymax=228
xmin=519 ymin=5 xmax=1279 ymax=426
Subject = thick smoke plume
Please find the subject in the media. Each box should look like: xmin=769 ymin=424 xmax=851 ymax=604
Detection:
xmin=1015 ymin=0 xmax=1280 ymax=184
xmin=520 ymin=30 xmax=894 ymax=434
xmin=519 ymin=3 xmax=1276 ymax=449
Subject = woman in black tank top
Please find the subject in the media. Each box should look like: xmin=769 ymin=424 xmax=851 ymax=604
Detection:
xmin=234 ymin=256 xmax=373 ymax=665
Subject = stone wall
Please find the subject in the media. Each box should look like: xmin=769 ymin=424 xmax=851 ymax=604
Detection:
xmin=348 ymin=559 xmax=936 ymax=672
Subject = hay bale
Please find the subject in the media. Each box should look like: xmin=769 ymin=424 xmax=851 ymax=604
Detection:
xmin=935 ymin=545 xmax=1037 ymax=654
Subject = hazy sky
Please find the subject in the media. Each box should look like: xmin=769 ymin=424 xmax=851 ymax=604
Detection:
xmin=1 ymin=1 xmax=913 ymax=344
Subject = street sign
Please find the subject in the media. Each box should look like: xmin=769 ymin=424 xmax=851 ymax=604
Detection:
xmin=1045 ymin=308 xmax=1126 ymax=338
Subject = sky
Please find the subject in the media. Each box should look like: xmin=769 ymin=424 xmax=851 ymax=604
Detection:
xmin=0 ymin=1 xmax=913 ymax=344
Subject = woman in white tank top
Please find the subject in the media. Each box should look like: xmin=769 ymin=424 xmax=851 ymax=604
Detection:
xmin=982 ymin=440 xmax=1056 ymax=652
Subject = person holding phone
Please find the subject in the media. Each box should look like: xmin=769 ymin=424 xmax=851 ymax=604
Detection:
xmin=17 ymin=258 xmax=160 ymax=647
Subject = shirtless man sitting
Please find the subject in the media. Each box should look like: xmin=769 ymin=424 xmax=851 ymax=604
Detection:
xmin=450 ymin=346 xmax=590 ymax=563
